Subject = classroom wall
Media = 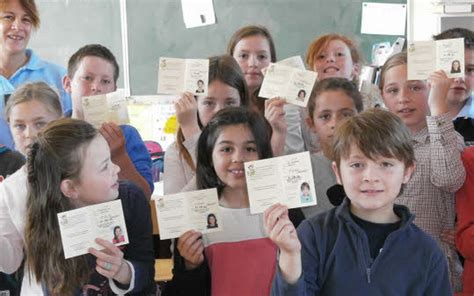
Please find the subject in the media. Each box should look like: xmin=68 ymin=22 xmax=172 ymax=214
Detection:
xmin=29 ymin=0 xmax=124 ymax=87
xmin=29 ymin=0 xmax=406 ymax=95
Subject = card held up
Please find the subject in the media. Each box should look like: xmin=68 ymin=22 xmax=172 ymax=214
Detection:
xmin=245 ymin=152 xmax=316 ymax=214
xmin=157 ymin=57 xmax=209 ymax=96
xmin=154 ymin=188 xmax=222 ymax=240
xmin=58 ymin=199 xmax=128 ymax=259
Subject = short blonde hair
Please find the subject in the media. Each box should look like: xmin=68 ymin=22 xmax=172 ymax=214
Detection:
xmin=379 ymin=52 xmax=407 ymax=91
xmin=5 ymin=82 xmax=62 ymax=122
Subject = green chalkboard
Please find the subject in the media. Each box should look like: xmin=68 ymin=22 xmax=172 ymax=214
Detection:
xmin=28 ymin=0 xmax=406 ymax=95
xmin=127 ymin=0 xmax=406 ymax=95
xmin=29 ymin=0 xmax=124 ymax=87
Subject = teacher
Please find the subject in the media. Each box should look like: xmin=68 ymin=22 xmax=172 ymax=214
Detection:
xmin=0 ymin=0 xmax=70 ymax=149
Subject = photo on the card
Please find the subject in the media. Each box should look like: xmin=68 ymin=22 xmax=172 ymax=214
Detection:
xmin=196 ymin=79 xmax=205 ymax=93
xmin=299 ymin=182 xmax=313 ymax=204
xmin=296 ymin=89 xmax=306 ymax=102
xmin=451 ymin=60 xmax=462 ymax=74
xmin=206 ymin=213 xmax=218 ymax=229
xmin=112 ymin=225 xmax=126 ymax=244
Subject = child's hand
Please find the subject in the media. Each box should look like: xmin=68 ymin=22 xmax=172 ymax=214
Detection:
xmin=100 ymin=122 xmax=126 ymax=158
xmin=264 ymin=98 xmax=287 ymax=134
xmin=264 ymin=204 xmax=302 ymax=284
xmin=427 ymin=70 xmax=450 ymax=117
xmin=264 ymin=203 xmax=300 ymax=255
xmin=89 ymin=238 xmax=131 ymax=285
xmin=177 ymin=230 xmax=205 ymax=270
xmin=175 ymin=92 xmax=200 ymax=139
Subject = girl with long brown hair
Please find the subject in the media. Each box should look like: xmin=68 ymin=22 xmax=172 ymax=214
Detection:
xmin=24 ymin=118 xmax=155 ymax=295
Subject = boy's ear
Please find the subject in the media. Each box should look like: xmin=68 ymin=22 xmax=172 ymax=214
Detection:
xmin=331 ymin=161 xmax=343 ymax=185
xmin=63 ymin=75 xmax=72 ymax=94
xmin=402 ymin=163 xmax=416 ymax=184
xmin=60 ymin=179 xmax=79 ymax=200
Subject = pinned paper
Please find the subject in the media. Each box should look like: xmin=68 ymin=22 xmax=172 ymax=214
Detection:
xmin=164 ymin=115 xmax=177 ymax=134
xmin=127 ymin=95 xmax=177 ymax=150
xmin=361 ymin=2 xmax=407 ymax=36
xmin=181 ymin=0 xmax=216 ymax=28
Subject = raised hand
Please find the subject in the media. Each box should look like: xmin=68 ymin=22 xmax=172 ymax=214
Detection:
xmin=89 ymin=238 xmax=131 ymax=285
xmin=177 ymin=230 xmax=205 ymax=270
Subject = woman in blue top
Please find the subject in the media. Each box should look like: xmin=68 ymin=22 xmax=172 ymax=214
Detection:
xmin=0 ymin=0 xmax=70 ymax=148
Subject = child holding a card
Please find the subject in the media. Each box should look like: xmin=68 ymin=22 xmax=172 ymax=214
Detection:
xmin=306 ymin=33 xmax=383 ymax=109
xmin=164 ymin=55 xmax=249 ymax=194
xmin=433 ymin=28 xmax=474 ymax=145
xmin=24 ymin=118 xmax=155 ymax=295
xmin=227 ymin=25 xmax=296 ymax=156
xmin=380 ymin=52 xmax=465 ymax=291
xmin=164 ymin=107 xmax=279 ymax=295
xmin=302 ymin=77 xmax=363 ymax=218
xmin=63 ymin=44 xmax=153 ymax=198
xmin=296 ymin=34 xmax=384 ymax=154
xmin=265 ymin=109 xmax=451 ymax=295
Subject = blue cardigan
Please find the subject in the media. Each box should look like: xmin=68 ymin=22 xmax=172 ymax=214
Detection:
xmin=271 ymin=198 xmax=452 ymax=296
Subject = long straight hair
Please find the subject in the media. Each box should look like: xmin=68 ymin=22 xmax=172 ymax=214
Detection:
xmin=176 ymin=55 xmax=250 ymax=172
xmin=25 ymin=118 xmax=98 ymax=295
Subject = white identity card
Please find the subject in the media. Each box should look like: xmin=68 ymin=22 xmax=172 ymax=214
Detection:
xmin=154 ymin=188 xmax=222 ymax=240
xmin=261 ymin=55 xmax=306 ymax=76
xmin=58 ymin=200 xmax=128 ymax=259
xmin=408 ymin=38 xmax=465 ymax=80
xmin=245 ymin=152 xmax=316 ymax=214
xmin=82 ymin=89 xmax=129 ymax=128
xmin=259 ymin=63 xmax=317 ymax=107
xmin=277 ymin=55 xmax=306 ymax=70
xmin=157 ymin=57 xmax=209 ymax=96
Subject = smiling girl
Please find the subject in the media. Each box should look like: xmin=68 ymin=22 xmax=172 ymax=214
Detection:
xmin=163 ymin=55 xmax=249 ymax=195
xmin=165 ymin=107 xmax=278 ymax=296
xmin=24 ymin=118 xmax=155 ymax=295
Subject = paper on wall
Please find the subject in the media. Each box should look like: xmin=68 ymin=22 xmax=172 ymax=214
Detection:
xmin=181 ymin=0 xmax=216 ymax=28
xmin=361 ymin=2 xmax=407 ymax=36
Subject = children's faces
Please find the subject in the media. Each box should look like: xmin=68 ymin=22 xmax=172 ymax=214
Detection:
xmin=232 ymin=35 xmax=271 ymax=90
xmin=211 ymin=124 xmax=259 ymax=190
xmin=63 ymin=56 xmax=116 ymax=118
xmin=0 ymin=0 xmax=32 ymax=55
xmin=308 ymin=90 xmax=357 ymax=150
xmin=8 ymin=99 xmax=61 ymax=155
xmin=332 ymin=144 xmax=414 ymax=222
xmin=197 ymin=80 xmax=241 ymax=126
xmin=312 ymin=39 xmax=359 ymax=81
xmin=381 ymin=64 xmax=430 ymax=133
xmin=447 ymin=49 xmax=474 ymax=104
xmin=61 ymin=135 xmax=121 ymax=207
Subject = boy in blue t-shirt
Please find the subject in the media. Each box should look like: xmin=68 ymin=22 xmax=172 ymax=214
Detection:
xmin=264 ymin=109 xmax=451 ymax=295
xmin=62 ymin=44 xmax=153 ymax=198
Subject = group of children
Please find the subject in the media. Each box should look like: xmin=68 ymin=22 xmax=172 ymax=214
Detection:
xmin=0 ymin=0 xmax=473 ymax=295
